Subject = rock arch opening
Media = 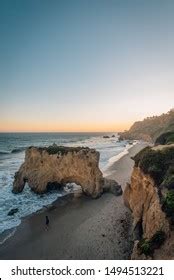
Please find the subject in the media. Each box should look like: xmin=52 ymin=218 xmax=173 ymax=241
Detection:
xmin=13 ymin=145 xmax=122 ymax=198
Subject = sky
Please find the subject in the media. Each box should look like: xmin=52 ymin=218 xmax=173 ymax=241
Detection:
xmin=0 ymin=0 xmax=174 ymax=132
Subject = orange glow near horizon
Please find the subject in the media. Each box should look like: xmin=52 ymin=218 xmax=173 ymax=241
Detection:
xmin=0 ymin=120 xmax=132 ymax=133
xmin=1 ymin=0 xmax=174 ymax=136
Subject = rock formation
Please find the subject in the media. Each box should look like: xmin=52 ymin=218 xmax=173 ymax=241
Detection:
xmin=13 ymin=145 xmax=122 ymax=198
xmin=119 ymin=108 xmax=174 ymax=142
xmin=124 ymin=168 xmax=169 ymax=239
xmin=124 ymin=145 xmax=174 ymax=259
xmin=103 ymin=178 xmax=122 ymax=196
xmin=8 ymin=208 xmax=19 ymax=216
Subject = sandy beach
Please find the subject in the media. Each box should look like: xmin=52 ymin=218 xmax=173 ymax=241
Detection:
xmin=0 ymin=142 xmax=148 ymax=260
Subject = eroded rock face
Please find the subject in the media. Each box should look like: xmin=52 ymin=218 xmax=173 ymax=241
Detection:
xmin=13 ymin=145 xmax=121 ymax=198
xmin=124 ymin=167 xmax=170 ymax=259
xmin=13 ymin=146 xmax=104 ymax=198
xmin=124 ymin=167 xmax=169 ymax=239
xmin=131 ymin=232 xmax=174 ymax=260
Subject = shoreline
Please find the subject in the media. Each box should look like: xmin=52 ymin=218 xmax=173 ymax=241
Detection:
xmin=0 ymin=142 xmax=149 ymax=260
xmin=0 ymin=140 xmax=139 ymax=240
xmin=0 ymin=135 xmax=137 ymax=239
xmin=106 ymin=141 xmax=149 ymax=187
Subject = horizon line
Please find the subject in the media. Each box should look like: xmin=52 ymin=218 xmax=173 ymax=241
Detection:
xmin=0 ymin=130 xmax=124 ymax=134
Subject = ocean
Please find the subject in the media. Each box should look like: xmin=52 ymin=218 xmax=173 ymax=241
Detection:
xmin=0 ymin=132 xmax=134 ymax=237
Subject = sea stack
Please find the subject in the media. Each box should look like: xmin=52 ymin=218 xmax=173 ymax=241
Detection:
xmin=13 ymin=145 xmax=122 ymax=198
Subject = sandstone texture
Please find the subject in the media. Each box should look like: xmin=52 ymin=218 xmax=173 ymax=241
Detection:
xmin=124 ymin=167 xmax=169 ymax=239
xmin=13 ymin=145 xmax=122 ymax=198
xmin=123 ymin=164 xmax=174 ymax=259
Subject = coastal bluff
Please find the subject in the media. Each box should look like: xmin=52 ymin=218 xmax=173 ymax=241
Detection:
xmin=13 ymin=145 xmax=122 ymax=198
xmin=119 ymin=109 xmax=174 ymax=142
xmin=124 ymin=145 xmax=174 ymax=259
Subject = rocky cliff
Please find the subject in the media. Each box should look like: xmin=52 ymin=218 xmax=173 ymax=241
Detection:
xmin=124 ymin=145 xmax=174 ymax=259
xmin=13 ymin=145 xmax=122 ymax=198
xmin=119 ymin=109 xmax=174 ymax=142
xmin=124 ymin=168 xmax=169 ymax=240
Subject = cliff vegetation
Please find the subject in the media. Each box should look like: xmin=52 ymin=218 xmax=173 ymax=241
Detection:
xmin=36 ymin=145 xmax=93 ymax=155
xmin=119 ymin=109 xmax=174 ymax=142
xmin=133 ymin=146 xmax=174 ymax=186
xmin=124 ymin=145 xmax=174 ymax=259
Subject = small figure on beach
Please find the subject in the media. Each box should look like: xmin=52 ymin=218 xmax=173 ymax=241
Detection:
xmin=45 ymin=215 xmax=49 ymax=231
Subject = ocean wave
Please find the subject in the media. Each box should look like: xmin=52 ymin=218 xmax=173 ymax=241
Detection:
xmin=107 ymin=149 xmax=129 ymax=166
xmin=0 ymin=148 xmax=26 ymax=155
xmin=0 ymin=151 xmax=10 ymax=155
xmin=0 ymin=228 xmax=16 ymax=245
xmin=11 ymin=148 xmax=26 ymax=154
xmin=0 ymin=181 xmax=63 ymax=236
xmin=102 ymin=142 xmax=138 ymax=176
xmin=0 ymin=132 xmax=131 ymax=236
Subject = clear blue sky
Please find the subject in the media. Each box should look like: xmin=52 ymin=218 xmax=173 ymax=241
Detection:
xmin=0 ymin=0 xmax=174 ymax=132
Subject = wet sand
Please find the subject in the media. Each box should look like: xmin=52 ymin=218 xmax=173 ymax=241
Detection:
xmin=0 ymin=142 xmax=148 ymax=260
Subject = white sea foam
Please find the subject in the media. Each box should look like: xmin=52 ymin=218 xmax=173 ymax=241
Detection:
xmin=0 ymin=133 xmax=132 ymax=235
xmin=0 ymin=167 xmax=62 ymax=235
xmin=103 ymin=141 xmax=139 ymax=176
xmin=107 ymin=141 xmax=138 ymax=166
xmin=107 ymin=148 xmax=129 ymax=165
xmin=0 ymin=228 xmax=16 ymax=245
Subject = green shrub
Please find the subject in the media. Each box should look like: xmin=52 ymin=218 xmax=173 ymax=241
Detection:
xmin=166 ymin=134 xmax=174 ymax=144
xmin=162 ymin=174 xmax=174 ymax=189
xmin=132 ymin=147 xmax=151 ymax=167
xmin=150 ymin=231 xmax=166 ymax=249
xmin=138 ymin=239 xmax=152 ymax=255
xmin=37 ymin=145 xmax=90 ymax=155
xmin=138 ymin=231 xmax=166 ymax=256
xmin=133 ymin=147 xmax=174 ymax=185
xmin=155 ymin=131 xmax=174 ymax=145
xmin=162 ymin=148 xmax=174 ymax=164
xmin=137 ymin=149 xmax=165 ymax=185
xmin=163 ymin=190 xmax=174 ymax=217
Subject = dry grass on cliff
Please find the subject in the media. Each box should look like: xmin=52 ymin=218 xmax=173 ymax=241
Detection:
xmin=29 ymin=145 xmax=95 ymax=155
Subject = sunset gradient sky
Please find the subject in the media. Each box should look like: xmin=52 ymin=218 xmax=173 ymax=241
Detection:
xmin=0 ymin=0 xmax=174 ymax=132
